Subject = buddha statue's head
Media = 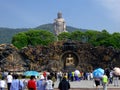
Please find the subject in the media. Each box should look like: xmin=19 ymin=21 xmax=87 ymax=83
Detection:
xmin=57 ymin=12 xmax=62 ymax=18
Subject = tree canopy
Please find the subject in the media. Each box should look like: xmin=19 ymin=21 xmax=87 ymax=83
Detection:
xmin=12 ymin=29 xmax=120 ymax=49
xmin=58 ymin=30 xmax=120 ymax=49
xmin=12 ymin=30 xmax=56 ymax=49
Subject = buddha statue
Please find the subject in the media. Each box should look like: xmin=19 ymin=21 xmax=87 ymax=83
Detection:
xmin=54 ymin=12 xmax=67 ymax=36
xmin=66 ymin=54 xmax=74 ymax=66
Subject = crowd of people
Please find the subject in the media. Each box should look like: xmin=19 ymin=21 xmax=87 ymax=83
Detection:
xmin=0 ymin=69 xmax=119 ymax=90
xmin=93 ymin=69 xmax=120 ymax=90
xmin=0 ymin=71 xmax=70 ymax=90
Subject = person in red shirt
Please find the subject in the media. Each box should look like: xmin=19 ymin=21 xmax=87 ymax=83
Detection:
xmin=27 ymin=75 xmax=36 ymax=90
xmin=43 ymin=71 xmax=47 ymax=80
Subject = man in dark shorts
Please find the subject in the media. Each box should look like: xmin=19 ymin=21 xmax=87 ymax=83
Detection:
xmin=94 ymin=78 xmax=100 ymax=88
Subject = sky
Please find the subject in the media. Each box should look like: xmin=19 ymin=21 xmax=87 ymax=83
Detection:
xmin=0 ymin=0 xmax=120 ymax=34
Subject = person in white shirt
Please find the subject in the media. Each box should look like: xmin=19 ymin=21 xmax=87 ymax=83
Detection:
xmin=6 ymin=72 xmax=13 ymax=90
xmin=0 ymin=77 xmax=6 ymax=90
xmin=45 ymin=75 xmax=53 ymax=90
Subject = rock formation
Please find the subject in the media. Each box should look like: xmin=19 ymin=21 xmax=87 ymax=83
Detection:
xmin=0 ymin=40 xmax=120 ymax=72
xmin=0 ymin=44 xmax=25 ymax=72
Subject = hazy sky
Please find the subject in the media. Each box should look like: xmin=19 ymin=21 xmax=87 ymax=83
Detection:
xmin=0 ymin=0 xmax=120 ymax=33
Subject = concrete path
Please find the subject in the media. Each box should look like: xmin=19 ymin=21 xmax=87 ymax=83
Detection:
xmin=54 ymin=80 xmax=120 ymax=90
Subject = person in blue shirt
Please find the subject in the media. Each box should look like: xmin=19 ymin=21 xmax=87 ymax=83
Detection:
xmin=37 ymin=75 xmax=46 ymax=90
xmin=10 ymin=74 xmax=24 ymax=90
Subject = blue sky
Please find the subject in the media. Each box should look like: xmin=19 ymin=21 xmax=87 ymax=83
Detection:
xmin=0 ymin=0 xmax=120 ymax=33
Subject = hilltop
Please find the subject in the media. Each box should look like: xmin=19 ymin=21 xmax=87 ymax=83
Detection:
xmin=0 ymin=24 xmax=87 ymax=44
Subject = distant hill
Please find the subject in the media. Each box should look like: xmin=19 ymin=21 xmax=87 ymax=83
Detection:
xmin=35 ymin=23 xmax=86 ymax=32
xmin=0 ymin=28 xmax=29 ymax=44
xmin=0 ymin=23 xmax=87 ymax=44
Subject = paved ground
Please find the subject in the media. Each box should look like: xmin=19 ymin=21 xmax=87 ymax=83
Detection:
xmin=3 ymin=80 xmax=120 ymax=90
xmin=54 ymin=80 xmax=120 ymax=90
xmin=3 ymin=79 xmax=120 ymax=90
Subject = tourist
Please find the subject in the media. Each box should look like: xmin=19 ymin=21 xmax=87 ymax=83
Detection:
xmin=43 ymin=71 xmax=47 ymax=80
xmin=45 ymin=75 xmax=54 ymax=90
xmin=102 ymin=74 xmax=108 ymax=90
xmin=37 ymin=75 xmax=46 ymax=90
xmin=94 ymin=78 xmax=100 ymax=88
xmin=27 ymin=75 xmax=36 ymax=90
xmin=113 ymin=74 xmax=119 ymax=86
xmin=71 ymin=71 xmax=74 ymax=81
xmin=10 ymin=74 xmax=24 ymax=90
xmin=58 ymin=77 xmax=70 ymax=90
xmin=57 ymin=71 xmax=62 ymax=82
xmin=90 ymin=72 xmax=93 ymax=80
xmin=109 ymin=70 xmax=113 ymax=84
xmin=105 ymin=69 xmax=110 ymax=85
xmin=6 ymin=72 xmax=13 ymax=90
xmin=74 ymin=71 xmax=80 ymax=81
xmin=68 ymin=72 xmax=72 ymax=81
xmin=51 ymin=75 xmax=56 ymax=88
xmin=0 ymin=77 xmax=6 ymax=90
xmin=21 ymin=75 xmax=28 ymax=90
xmin=49 ymin=71 xmax=56 ymax=84
xmin=63 ymin=73 xmax=68 ymax=80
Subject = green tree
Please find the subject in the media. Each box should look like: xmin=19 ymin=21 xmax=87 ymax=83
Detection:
xmin=12 ymin=32 xmax=28 ymax=49
xmin=70 ymin=30 xmax=84 ymax=41
xmin=95 ymin=30 xmax=111 ymax=46
xmin=109 ymin=32 xmax=120 ymax=49
xmin=58 ymin=32 xmax=70 ymax=40
xmin=83 ymin=30 xmax=111 ymax=47
xmin=84 ymin=30 xmax=100 ymax=45
xmin=12 ymin=30 xmax=56 ymax=49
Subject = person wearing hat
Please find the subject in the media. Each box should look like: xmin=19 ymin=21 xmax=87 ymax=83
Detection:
xmin=37 ymin=75 xmax=46 ymax=90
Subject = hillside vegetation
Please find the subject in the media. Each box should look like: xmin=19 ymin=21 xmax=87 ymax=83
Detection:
xmin=0 ymin=24 xmax=85 ymax=44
